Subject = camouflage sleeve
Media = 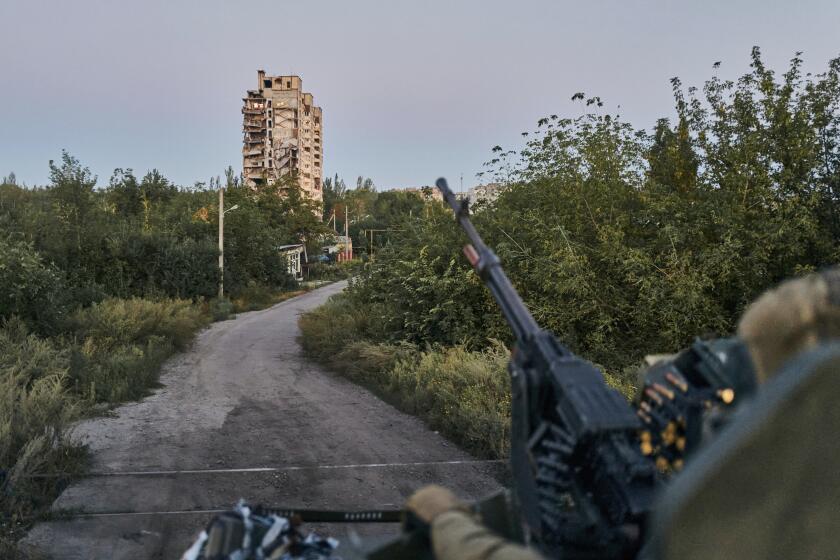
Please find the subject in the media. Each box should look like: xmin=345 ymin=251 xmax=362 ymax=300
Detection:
xmin=738 ymin=266 xmax=840 ymax=382
xmin=431 ymin=510 xmax=544 ymax=560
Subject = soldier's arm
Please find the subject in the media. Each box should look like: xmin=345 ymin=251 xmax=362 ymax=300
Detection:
xmin=431 ymin=510 xmax=543 ymax=560
xmin=407 ymin=485 xmax=543 ymax=560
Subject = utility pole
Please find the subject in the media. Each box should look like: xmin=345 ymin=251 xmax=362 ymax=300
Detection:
xmin=364 ymin=229 xmax=388 ymax=260
xmin=344 ymin=205 xmax=349 ymax=261
xmin=218 ymin=187 xmax=239 ymax=298
xmin=218 ymin=187 xmax=224 ymax=298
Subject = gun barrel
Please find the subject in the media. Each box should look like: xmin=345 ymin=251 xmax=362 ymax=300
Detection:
xmin=436 ymin=177 xmax=541 ymax=343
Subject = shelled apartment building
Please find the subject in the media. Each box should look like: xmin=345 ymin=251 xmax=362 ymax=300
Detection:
xmin=242 ymin=71 xmax=323 ymax=203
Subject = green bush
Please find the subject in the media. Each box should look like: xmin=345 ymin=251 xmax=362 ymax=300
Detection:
xmin=208 ymin=297 xmax=235 ymax=321
xmin=388 ymin=344 xmax=510 ymax=458
xmin=66 ymin=298 xmax=210 ymax=402
xmin=300 ymin=295 xmax=636 ymax=459
xmin=301 ymin=296 xmax=508 ymax=457
xmin=232 ymin=282 xmax=275 ymax=311
xmin=305 ymin=261 xmax=352 ymax=281
xmin=95 ymin=232 xmax=219 ymax=299
xmin=331 ymin=50 xmax=840 ymax=373
xmin=299 ymin=291 xmax=387 ymax=357
xmin=0 ymin=295 xmax=218 ymax=540
xmin=0 ymin=238 xmax=70 ymax=335
xmin=0 ymin=319 xmax=85 ymax=523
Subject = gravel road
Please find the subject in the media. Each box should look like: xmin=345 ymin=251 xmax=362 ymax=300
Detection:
xmin=21 ymin=281 xmax=504 ymax=559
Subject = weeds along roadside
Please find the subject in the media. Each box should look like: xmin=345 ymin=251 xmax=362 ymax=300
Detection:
xmin=0 ymin=297 xmax=210 ymax=554
xmin=229 ymin=259 xmax=359 ymax=313
xmin=298 ymin=290 xmax=637 ymax=461
xmin=0 ymin=283 xmax=321 ymax=556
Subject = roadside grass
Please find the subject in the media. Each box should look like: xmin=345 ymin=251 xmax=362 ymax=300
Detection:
xmin=230 ymin=285 xmax=310 ymax=313
xmin=299 ymin=291 xmax=637 ymax=460
xmin=66 ymin=298 xmax=211 ymax=403
xmin=299 ymin=292 xmax=510 ymax=458
xmin=0 ymin=320 xmax=88 ymax=544
xmin=0 ymin=297 xmax=211 ymax=552
xmin=2 ymin=281 xmax=317 ymax=553
xmin=390 ymin=344 xmax=511 ymax=459
xmin=305 ymin=259 xmax=362 ymax=282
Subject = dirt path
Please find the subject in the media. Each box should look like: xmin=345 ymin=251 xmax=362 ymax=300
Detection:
xmin=21 ymin=282 xmax=503 ymax=559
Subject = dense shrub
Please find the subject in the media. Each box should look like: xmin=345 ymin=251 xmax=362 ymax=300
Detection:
xmin=301 ymin=50 xmax=840 ymax=460
xmin=208 ymin=297 xmax=235 ymax=321
xmin=306 ymin=262 xmax=346 ymax=281
xmin=300 ymin=294 xmax=634 ymax=458
xmin=0 ymin=238 xmax=70 ymax=335
xmin=299 ymin=290 xmax=388 ymax=359
xmin=300 ymin=292 xmax=505 ymax=456
xmin=0 ymin=319 xmax=84 ymax=525
xmin=333 ymin=50 xmax=840 ymax=372
xmin=0 ymin=294 xmax=215 ymax=550
xmin=95 ymin=232 xmax=219 ymax=299
xmin=388 ymin=345 xmax=510 ymax=458
xmin=1 ymin=163 xmax=329 ymax=307
xmin=66 ymin=298 xmax=209 ymax=402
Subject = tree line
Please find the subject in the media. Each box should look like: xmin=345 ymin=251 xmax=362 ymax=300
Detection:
xmin=0 ymin=157 xmax=334 ymax=333
xmin=340 ymin=48 xmax=840 ymax=374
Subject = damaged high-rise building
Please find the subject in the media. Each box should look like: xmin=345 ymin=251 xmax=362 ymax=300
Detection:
xmin=242 ymin=71 xmax=323 ymax=203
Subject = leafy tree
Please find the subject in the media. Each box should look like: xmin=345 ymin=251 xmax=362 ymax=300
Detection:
xmin=322 ymin=173 xmax=347 ymax=220
xmin=356 ymin=176 xmax=375 ymax=191
xmin=0 ymin=238 xmax=69 ymax=334
xmin=341 ymin=49 xmax=840 ymax=373
xmin=48 ymin=151 xmax=97 ymax=248
xmin=106 ymin=168 xmax=143 ymax=217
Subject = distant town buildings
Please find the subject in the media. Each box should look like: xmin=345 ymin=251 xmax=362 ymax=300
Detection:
xmin=384 ymin=186 xmax=443 ymax=202
xmin=462 ymin=183 xmax=503 ymax=205
xmin=383 ymin=183 xmax=503 ymax=205
xmin=242 ymin=71 xmax=323 ymax=203
xmin=322 ymin=235 xmax=353 ymax=262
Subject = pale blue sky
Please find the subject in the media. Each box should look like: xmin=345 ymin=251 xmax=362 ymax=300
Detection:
xmin=1 ymin=0 xmax=839 ymax=190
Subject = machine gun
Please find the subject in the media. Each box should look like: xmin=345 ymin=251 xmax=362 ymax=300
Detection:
xmin=435 ymin=177 xmax=657 ymax=558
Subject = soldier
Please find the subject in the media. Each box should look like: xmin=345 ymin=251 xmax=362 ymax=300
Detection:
xmin=406 ymin=267 xmax=840 ymax=560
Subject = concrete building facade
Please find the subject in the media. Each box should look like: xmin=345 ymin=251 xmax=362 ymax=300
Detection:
xmin=384 ymin=186 xmax=444 ymax=202
xmin=242 ymin=71 xmax=323 ymax=203
xmin=462 ymin=183 xmax=503 ymax=205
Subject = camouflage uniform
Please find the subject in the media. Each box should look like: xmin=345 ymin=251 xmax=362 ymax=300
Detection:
xmin=406 ymin=485 xmax=542 ymax=560
xmin=738 ymin=267 xmax=840 ymax=382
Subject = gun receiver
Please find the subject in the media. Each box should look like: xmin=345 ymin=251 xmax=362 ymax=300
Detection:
xmin=436 ymin=178 xmax=657 ymax=558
